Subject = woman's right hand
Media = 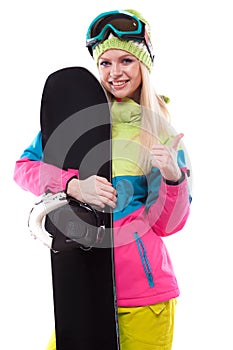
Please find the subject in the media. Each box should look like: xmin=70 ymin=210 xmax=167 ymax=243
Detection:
xmin=66 ymin=175 xmax=117 ymax=209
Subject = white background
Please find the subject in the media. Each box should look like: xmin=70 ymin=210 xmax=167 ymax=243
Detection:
xmin=1 ymin=0 xmax=233 ymax=349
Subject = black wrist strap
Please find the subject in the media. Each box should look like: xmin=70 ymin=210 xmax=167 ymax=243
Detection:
xmin=164 ymin=170 xmax=186 ymax=186
xmin=65 ymin=175 xmax=78 ymax=193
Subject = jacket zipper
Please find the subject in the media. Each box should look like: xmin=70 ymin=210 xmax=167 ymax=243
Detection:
xmin=134 ymin=232 xmax=155 ymax=288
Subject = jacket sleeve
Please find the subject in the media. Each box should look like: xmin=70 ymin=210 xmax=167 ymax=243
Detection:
xmin=13 ymin=131 xmax=79 ymax=196
xmin=146 ymin=149 xmax=191 ymax=236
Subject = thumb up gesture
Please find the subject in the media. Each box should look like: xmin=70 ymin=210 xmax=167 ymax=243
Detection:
xmin=151 ymin=133 xmax=184 ymax=182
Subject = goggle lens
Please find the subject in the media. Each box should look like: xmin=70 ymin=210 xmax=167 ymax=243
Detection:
xmin=90 ymin=14 xmax=140 ymax=38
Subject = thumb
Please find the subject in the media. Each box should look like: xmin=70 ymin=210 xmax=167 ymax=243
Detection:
xmin=172 ymin=133 xmax=184 ymax=150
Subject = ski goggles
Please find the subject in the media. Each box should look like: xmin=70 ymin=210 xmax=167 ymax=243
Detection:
xmin=86 ymin=10 xmax=154 ymax=60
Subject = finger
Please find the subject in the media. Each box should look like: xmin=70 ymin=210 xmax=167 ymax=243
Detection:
xmin=151 ymin=150 xmax=167 ymax=157
xmin=93 ymin=200 xmax=105 ymax=209
xmin=100 ymin=196 xmax=116 ymax=209
xmin=99 ymin=183 xmax=116 ymax=195
xmin=151 ymin=148 xmax=167 ymax=158
xmin=96 ymin=176 xmax=112 ymax=185
xmin=98 ymin=187 xmax=117 ymax=201
xmin=92 ymin=194 xmax=115 ymax=209
xmin=172 ymin=133 xmax=184 ymax=150
xmin=151 ymin=144 xmax=166 ymax=151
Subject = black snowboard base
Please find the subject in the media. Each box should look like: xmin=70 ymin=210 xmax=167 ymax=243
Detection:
xmin=51 ymin=248 xmax=118 ymax=349
xmin=40 ymin=67 xmax=119 ymax=349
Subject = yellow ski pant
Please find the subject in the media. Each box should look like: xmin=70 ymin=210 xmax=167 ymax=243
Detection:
xmin=46 ymin=298 xmax=176 ymax=350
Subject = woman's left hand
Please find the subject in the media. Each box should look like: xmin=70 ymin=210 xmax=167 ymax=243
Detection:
xmin=151 ymin=133 xmax=184 ymax=182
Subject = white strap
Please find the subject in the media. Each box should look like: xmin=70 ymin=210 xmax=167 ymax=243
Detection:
xmin=28 ymin=191 xmax=67 ymax=250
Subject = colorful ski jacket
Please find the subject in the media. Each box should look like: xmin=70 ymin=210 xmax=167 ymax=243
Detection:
xmin=14 ymin=97 xmax=191 ymax=307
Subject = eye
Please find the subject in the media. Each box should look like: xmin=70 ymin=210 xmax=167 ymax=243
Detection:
xmin=99 ymin=60 xmax=111 ymax=67
xmin=122 ymin=58 xmax=134 ymax=64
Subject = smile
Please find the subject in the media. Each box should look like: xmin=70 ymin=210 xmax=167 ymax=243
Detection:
xmin=110 ymin=80 xmax=129 ymax=86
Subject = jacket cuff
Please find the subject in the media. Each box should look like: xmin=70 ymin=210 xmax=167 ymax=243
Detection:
xmin=163 ymin=170 xmax=186 ymax=186
xmin=61 ymin=168 xmax=79 ymax=191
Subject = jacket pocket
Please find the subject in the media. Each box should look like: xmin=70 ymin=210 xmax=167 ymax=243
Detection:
xmin=134 ymin=232 xmax=155 ymax=288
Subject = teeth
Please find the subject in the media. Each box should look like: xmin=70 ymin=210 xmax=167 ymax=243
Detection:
xmin=111 ymin=81 xmax=127 ymax=86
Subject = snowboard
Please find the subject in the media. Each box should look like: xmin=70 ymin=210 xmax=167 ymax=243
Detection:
xmin=40 ymin=67 xmax=119 ymax=349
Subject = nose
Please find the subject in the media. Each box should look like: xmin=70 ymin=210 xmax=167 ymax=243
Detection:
xmin=110 ymin=62 xmax=122 ymax=78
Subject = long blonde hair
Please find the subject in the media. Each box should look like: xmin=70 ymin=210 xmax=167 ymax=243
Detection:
xmin=139 ymin=63 xmax=172 ymax=172
xmin=139 ymin=63 xmax=170 ymax=144
xmin=105 ymin=61 xmax=172 ymax=173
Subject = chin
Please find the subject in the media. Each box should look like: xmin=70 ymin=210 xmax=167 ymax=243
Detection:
xmin=111 ymin=90 xmax=128 ymax=99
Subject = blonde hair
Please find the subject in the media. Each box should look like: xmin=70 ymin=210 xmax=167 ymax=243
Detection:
xmin=103 ymin=62 xmax=172 ymax=173
xmin=139 ymin=63 xmax=170 ymax=143
xmin=138 ymin=63 xmax=172 ymax=171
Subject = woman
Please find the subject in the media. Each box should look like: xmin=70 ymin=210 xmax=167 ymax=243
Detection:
xmin=14 ymin=9 xmax=191 ymax=350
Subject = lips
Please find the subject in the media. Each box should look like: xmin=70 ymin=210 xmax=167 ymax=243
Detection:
xmin=110 ymin=80 xmax=129 ymax=87
xmin=110 ymin=80 xmax=129 ymax=86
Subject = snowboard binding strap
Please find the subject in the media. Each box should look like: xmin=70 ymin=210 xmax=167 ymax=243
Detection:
xmin=28 ymin=191 xmax=68 ymax=252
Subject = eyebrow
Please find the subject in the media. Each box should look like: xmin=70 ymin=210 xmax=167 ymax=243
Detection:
xmin=99 ymin=53 xmax=135 ymax=60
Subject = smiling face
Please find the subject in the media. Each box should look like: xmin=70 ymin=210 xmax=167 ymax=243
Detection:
xmin=98 ymin=49 xmax=142 ymax=103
